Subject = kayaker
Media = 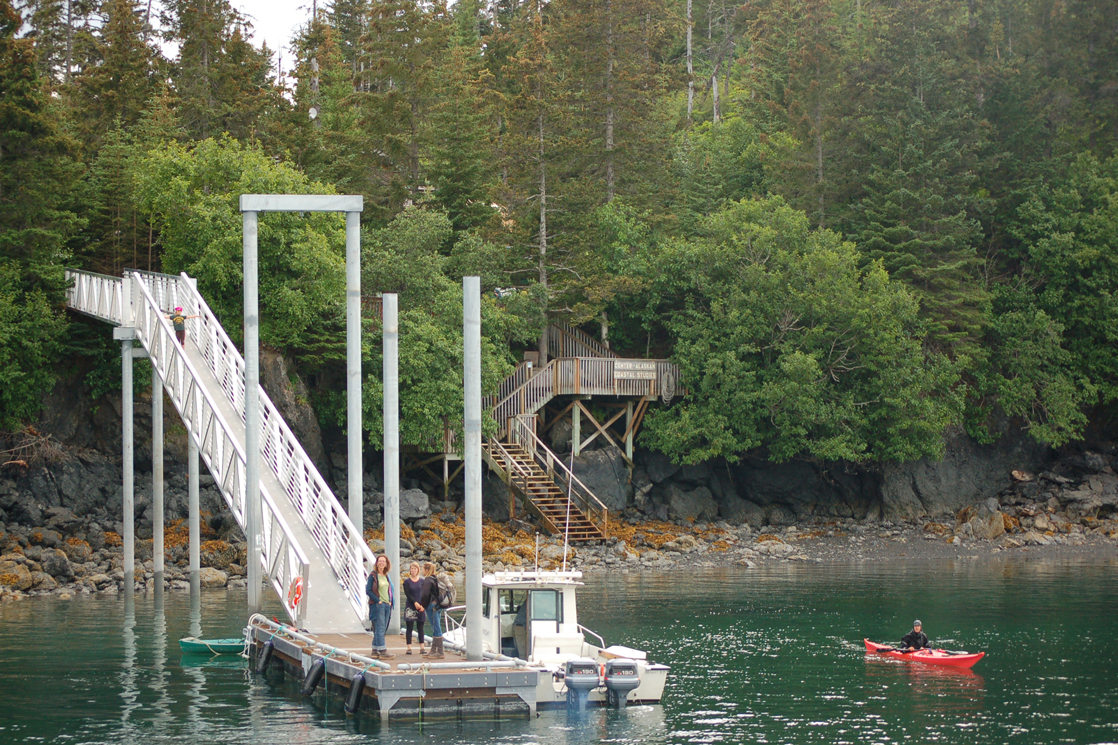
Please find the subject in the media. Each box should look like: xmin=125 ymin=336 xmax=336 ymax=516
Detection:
xmin=900 ymin=620 xmax=929 ymax=651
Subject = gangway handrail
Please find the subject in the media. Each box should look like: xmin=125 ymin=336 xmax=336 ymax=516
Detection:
xmin=124 ymin=271 xmax=313 ymax=626
xmin=173 ymin=273 xmax=376 ymax=620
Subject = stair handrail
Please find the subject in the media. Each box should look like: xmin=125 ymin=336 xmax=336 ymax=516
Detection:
xmin=122 ymin=271 xmax=313 ymax=627
xmin=508 ymin=416 xmax=609 ymax=538
xmin=173 ymin=273 xmax=376 ymax=621
xmin=490 ymin=359 xmax=558 ymax=438
xmin=549 ymin=323 xmax=617 ymax=360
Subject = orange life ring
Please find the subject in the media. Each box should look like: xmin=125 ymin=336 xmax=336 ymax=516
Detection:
xmin=287 ymin=576 xmax=304 ymax=608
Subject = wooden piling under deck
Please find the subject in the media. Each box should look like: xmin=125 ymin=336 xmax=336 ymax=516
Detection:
xmin=247 ymin=620 xmax=540 ymax=721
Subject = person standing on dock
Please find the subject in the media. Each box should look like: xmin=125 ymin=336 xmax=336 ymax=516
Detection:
xmin=420 ymin=562 xmax=444 ymax=659
xmin=403 ymin=562 xmax=426 ymax=655
xmin=900 ymin=620 xmax=929 ymax=651
xmin=366 ymin=555 xmax=396 ymax=660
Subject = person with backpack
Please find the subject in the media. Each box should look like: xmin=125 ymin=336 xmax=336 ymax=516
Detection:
xmin=420 ymin=562 xmax=444 ymax=659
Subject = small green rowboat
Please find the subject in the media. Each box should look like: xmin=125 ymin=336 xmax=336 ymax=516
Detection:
xmin=179 ymin=636 xmax=245 ymax=655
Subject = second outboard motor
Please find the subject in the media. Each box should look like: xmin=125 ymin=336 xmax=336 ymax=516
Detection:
xmin=604 ymin=659 xmax=640 ymax=707
xmin=564 ymin=658 xmax=601 ymax=711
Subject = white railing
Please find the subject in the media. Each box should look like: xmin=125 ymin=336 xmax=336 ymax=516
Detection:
xmin=67 ymin=270 xmax=125 ymax=325
xmin=66 ymin=269 xmax=313 ymax=627
xmin=172 ymin=273 xmax=376 ymax=621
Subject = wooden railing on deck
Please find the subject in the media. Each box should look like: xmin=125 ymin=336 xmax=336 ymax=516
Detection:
xmin=548 ymin=323 xmax=617 ymax=359
xmin=489 ymin=357 xmax=680 ymax=438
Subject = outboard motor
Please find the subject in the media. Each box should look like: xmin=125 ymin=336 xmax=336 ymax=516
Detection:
xmin=604 ymin=658 xmax=640 ymax=707
xmin=563 ymin=658 xmax=601 ymax=711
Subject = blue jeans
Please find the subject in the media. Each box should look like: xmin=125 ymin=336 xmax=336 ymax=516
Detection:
xmin=426 ymin=605 xmax=443 ymax=638
xmin=371 ymin=602 xmax=391 ymax=651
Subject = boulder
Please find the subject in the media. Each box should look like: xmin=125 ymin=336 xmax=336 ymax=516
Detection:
xmin=39 ymin=548 xmax=74 ymax=579
xmin=200 ymin=541 xmax=236 ymax=570
xmin=643 ymin=451 xmax=680 ymax=485
xmin=28 ymin=528 xmax=63 ymax=548
xmin=881 ymin=430 xmax=1052 ymax=519
xmin=32 ymin=571 xmax=57 ymax=589
xmin=719 ymin=495 xmax=765 ymax=527
xmin=0 ymin=563 xmax=34 ymax=591
xmin=571 ymin=447 xmax=632 ymax=512
xmin=663 ymin=483 xmax=719 ymax=522
xmin=198 ymin=567 xmax=228 ymax=588
xmin=550 ymin=418 xmax=573 ymax=453
xmin=399 ymin=489 xmax=431 ymax=520
xmin=482 ymin=472 xmax=511 ymax=522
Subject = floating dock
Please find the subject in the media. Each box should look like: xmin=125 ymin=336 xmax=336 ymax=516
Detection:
xmin=247 ymin=616 xmax=540 ymax=720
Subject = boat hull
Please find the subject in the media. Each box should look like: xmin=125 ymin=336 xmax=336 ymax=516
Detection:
xmin=864 ymin=639 xmax=984 ymax=668
xmin=180 ymin=637 xmax=245 ymax=655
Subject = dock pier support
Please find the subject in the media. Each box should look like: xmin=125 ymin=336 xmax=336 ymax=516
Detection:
xmin=463 ymin=276 xmax=482 ymax=661
xmin=121 ymin=336 xmax=134 ymax=587
xmin=188 ymin=437 xmax=199 ymax=582
xmin=383 ymin=293 xmax=400 ymax=635
xmin=152 ymin=365 xmax=164 ymax=587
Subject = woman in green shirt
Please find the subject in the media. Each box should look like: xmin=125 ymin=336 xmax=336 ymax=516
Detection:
xmin=365 ymin=555 xmax=396 ymax=659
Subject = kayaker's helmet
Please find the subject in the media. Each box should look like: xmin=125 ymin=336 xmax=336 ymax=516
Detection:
xmin=913 ymin=620 xmax=922 ymax=627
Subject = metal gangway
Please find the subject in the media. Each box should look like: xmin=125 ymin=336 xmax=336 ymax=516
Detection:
xmin=66 ymin=268 xmax=374 ymax=632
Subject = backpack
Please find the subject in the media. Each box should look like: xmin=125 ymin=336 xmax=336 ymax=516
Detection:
xmin=436 ymin=573 xmax=457 ymax=608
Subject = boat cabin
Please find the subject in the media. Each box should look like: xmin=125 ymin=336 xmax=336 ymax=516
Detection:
xmin=479 ymin=571 xmax=588 ymax=664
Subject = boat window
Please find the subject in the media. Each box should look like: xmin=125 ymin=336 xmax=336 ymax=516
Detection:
xmin=499 ymin=589 xmax=528 ymax=615
xmin=483 ymin=589 xmax=491 ymax=618
xmin=530 ymin=590 xmax=561 ymax=622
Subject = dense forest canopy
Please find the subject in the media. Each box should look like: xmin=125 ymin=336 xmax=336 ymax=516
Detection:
xmin=1 ymin=0 xmax=1116 ymax=462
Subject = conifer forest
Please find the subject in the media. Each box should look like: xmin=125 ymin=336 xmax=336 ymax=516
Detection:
xmin=2 ymin=0 xmax=1117 ymax=466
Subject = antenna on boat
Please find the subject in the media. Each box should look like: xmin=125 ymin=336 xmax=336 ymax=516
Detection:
xmin=562 ymin=452 xmax=574 ymax=572
xmin=534 ymin=532 xmax=540 ymax=572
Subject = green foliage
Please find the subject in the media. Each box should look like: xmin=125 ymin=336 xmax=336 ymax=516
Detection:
xmin=0 ymin=266 xmax=67 ymax=428
xmin=134 ymin=137 xmax=347 ymax=348
xmin=360 ymin=208 xmax=542 ymax=443
xmin=1011 ymin=154 xmax=1118 ymax=405
xmin=640 ymin=198 xmax=962 ymax=464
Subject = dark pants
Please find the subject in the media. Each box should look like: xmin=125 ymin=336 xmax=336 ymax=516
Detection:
xmin=405 ymin=615 xmax=425 ymax=645
xmin=175 ymin=330 xmax=186 ymax=347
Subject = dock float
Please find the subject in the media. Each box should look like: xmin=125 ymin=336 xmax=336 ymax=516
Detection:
xmin=247 ymin=615 xmax=540 ymax=720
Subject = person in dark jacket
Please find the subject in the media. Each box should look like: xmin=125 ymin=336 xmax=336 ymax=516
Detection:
xmin=900 ymin=620 xmax=929 ymax=651
xmin=402 ymin=562 xmax=426 ymax=655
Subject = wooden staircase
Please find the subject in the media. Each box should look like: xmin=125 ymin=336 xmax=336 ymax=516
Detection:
xmin=483 ymin=417 xmax=608 ymax=543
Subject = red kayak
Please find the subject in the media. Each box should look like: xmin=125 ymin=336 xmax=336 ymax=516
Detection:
xmin=864 ymin=639 xmax=985 ymax=668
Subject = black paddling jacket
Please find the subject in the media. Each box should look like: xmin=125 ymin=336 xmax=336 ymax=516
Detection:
xmin=901 ymin=630 xmax=929 ymax=649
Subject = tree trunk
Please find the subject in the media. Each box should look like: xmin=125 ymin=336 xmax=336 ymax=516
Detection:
xmin=686 ymin=0 xmax=693 ymax=122
xmin=712 ymin=70 xmax=719 ymax=124
xmin=605 ymin=0 xmax=615 ymax=201
xmin=64 ymin=0 xmax=73 ymax=83
xmin=537 ymin=105 xmax=549 ymax=364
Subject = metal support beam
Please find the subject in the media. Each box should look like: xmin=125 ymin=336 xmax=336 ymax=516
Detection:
xmin=188 ymin=435 xmax=199 ymax=579
xmin=463 ymin=277 xmax=482 ymax=660
xmin=572 ymin=404 xmax=581 ymax=457
xmin=152 ymin=366 xmax=164 ymax=586
xmin=346 ymin=210 xmax=363 ymax=536
xmin=382 ymin=293 xmax=400 ymax=635
xmin=121 ymin=338 xmax=135 ymax=587
xmin=243 ymin=210 xmax=262 ymax=615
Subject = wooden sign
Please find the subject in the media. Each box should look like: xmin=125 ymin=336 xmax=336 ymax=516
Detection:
xmin=615 ymin=360 xmax=656 ymax=380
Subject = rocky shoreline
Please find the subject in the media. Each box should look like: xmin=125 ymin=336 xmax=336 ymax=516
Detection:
xmin=4 ymin=469 xmax=1116 ymax=604
xmin=4 ymin=431 xmax=1118 ymax=602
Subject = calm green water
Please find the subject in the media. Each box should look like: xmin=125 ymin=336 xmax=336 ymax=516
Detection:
xmin=1 ymin=559 xmax=1117 ymax=744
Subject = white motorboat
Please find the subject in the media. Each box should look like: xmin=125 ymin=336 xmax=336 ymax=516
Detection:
xmin=442 ymin=570 xmax=669 ymax=708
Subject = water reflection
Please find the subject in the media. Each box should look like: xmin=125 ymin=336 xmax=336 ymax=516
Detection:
xmin=1 ymin=561 xmax=1116 ymax=745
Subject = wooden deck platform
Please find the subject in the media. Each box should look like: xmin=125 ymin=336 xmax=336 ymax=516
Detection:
xmin=247 ymin=618 xmax=540 ymax=721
